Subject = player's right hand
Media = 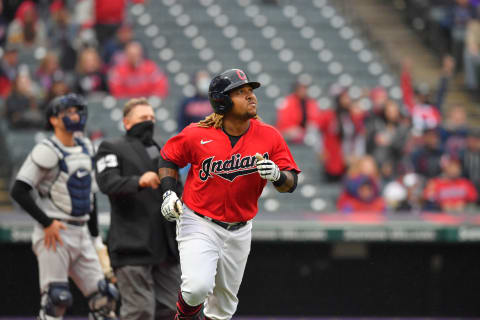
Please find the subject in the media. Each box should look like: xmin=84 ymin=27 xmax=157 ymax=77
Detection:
xmin=161 ymin=190 xmax=183 ymax=222
xmin=44 ymin=220 xmax=66 ymax=252
xmin=139 ymin=171 xmax=160 ymax=189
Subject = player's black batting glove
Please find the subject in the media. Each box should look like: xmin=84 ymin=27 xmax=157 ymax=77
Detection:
xmin=256 ymin=159 xmax=281 ymax=182
xmin=161 ymin=190 xmax=183 ymax=222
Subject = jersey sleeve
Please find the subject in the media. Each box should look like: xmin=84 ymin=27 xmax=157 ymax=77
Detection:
xmin=269 ymin=128 xmax=301 ymax=174
xmin=160 ymin=127 xmax=193 ymax=168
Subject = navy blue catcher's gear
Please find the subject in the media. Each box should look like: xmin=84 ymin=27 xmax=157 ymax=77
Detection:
xmin=88 ymin=279 xmax=119 ymax=320
xmin=208 ymin=68 xmax=260 ymax=114
xmin=38 ymin=282 xmax=73 ymax=319
xmin=46 ymin=93 xmax=88 ymax=131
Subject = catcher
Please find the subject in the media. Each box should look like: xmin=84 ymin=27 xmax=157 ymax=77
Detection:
xmin=10 ymin=94 xmax=118 ymax=320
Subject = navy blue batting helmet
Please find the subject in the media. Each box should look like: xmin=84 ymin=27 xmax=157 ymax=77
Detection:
xmin=208 ymin=69 xmax=260 ymax=114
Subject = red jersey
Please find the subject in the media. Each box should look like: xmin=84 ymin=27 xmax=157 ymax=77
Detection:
xmin=108 ymin=60 xmax=169 ymax=98
xmin=337 ymin=192 xmax=385 ymax=213
xmin=423 ymin=177 xmax=477 ymax=209
xmin=316 ymin=109 xmax=345 ymax=175
xmin=161 ymin=119 xmax=300 ymax=222
xmin=276 ymin=94 xmax=319 ymax=141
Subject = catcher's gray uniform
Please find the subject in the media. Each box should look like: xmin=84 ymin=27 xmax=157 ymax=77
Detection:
xmin=15 ymin=135 xmax=109 ymax=318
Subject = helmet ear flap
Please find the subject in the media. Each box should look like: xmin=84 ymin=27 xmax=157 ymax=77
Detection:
xmin=209 ymin=91 xmax=233 ymax=115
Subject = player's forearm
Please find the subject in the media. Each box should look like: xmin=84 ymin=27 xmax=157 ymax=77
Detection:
xmin=159 ymin=167 xmax=179 ymax=194
xmin=273 ymin=171 xmax=298 ymax=193
xmin=10 ymin=180 xmax=53 ymax=228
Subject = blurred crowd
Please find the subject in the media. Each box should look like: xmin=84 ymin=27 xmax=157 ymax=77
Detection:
xmin=276 ymin=52 xmax=480 ymax=215
xmin=0 ymin=0 xmax=170 ymax=130
xmin=402 ymin=0 xmax=480 ymax=97
xmin=1 ymin=0 xmax=480 ymax=215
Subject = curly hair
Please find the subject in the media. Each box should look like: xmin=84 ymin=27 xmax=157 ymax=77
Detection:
xmin=197 ymin=113 xmax=262 ymax=129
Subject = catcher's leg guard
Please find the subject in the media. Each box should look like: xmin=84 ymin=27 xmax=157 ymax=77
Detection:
xmin=38 ymin=282 xmax=73 ymax=320
xmin=88 ymin=279 xmax=119 ymax=320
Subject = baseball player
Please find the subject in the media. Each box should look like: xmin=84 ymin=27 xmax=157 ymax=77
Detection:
xmin=158 ymin=68 xmax=300 ymax=320
xmin=10 ymin=94 xmax=119 ymax=320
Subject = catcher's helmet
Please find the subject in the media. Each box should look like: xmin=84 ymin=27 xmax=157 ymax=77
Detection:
xmin=45 ymin=93 xmax=88 ymax=131
xmin=208 ymin=68 xmax=260 ymax=114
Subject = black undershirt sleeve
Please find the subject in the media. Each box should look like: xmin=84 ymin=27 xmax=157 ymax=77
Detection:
xmin=10 ymin=180 xmax=53 ymax=228
xmin=158 ymin=156 xmax=179 ymax=170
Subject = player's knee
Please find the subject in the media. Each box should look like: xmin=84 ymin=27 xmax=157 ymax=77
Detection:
xmin=183 ymin=279 xmax=212 ymax=306
xmin=39 ymin=282 xmax=73 ymax=319
xmin=88 ymin=279 xmax=119 ymax=320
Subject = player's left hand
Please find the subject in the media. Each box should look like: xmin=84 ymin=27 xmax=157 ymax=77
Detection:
xmin=161 ymin=190 xmax=183 ymax=222
xmin=256 ymin=158 xmax=281 ymax=182
xmin=44 ymin=219 xmax=66 ymax=251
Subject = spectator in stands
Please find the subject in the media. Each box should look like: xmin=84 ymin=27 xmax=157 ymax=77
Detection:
xmin=102 ymin=23 xmax=134 ymax=66
xmin=35 ymin=51 xmax=64 ymax=95
xmin=5 ymin=67 xmax=43 ymax=129
xmin=401 ymin=56 xmax=454 ymax=135
xmin=94 ymin=0 xmax=144 ymax=46
xmin=440 ymin=105 xmax=469 ymax=154
xmin=463 ymin=17 xmax=480 ymax=92
xmin=316 ymin=88 xmax=365 ymax=182
xmin=441 ymin=0 xmax=476 ymax=65
xmin=423 ymin=154 xmax=477 ymax=212
xmin=48 ymin=1 xmax=78 ymax=71
xmin=177 ymin=70 xmax=212 ymax=131
xmin=410 ymin=127 xmax=444 ymax=179
xmin=366 ymin=99 xmax=410 ymax=179
xmin=337 ymin=156 xmax=384 ymax=213
xmin=41 ymin=78 xmax=71 ymax=111
xmin=460 ymin=128 xmax=480 ymax=203
xmin=6 ymin=1 xmax=47 ymax=50
xmin=276 ymin=80 xmax=319 ymax=144
xmin=108 ymin=41 xmax=169 ymax=98
xmin=0 ymin=44 xmax=19 ymax=98
xmin=364 ymin=86 xmax=389 ymax=129
xmin=74 ymin=47 xmax=109 ymax=96
xmin=383 ymin=172 xmax=424 ymax=213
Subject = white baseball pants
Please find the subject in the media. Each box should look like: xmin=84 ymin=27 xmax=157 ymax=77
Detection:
xmin=32 ymin=223 xmax=104 ymax=296
xmin=177 ymin=206 xmax=252 ymax=320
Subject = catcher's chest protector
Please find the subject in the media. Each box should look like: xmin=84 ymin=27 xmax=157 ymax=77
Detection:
xmin=45 ymin=138 xmax=93 ymax=217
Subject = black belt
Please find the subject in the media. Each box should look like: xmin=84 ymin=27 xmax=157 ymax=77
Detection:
xmin=60 ymin=219 xmax=86 ymax=226
xmin=194 ymin=212 xmax=247 ymax=231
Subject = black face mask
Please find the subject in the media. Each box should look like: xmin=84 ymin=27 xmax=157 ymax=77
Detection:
xmin=127 ymin=121 xmax=155 ymax=146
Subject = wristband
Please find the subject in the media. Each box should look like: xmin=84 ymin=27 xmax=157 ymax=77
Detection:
xmin=160 ymin=176 xmax=177 ymax=194
xmin=273 ymin=171 xmax=287 ymax=187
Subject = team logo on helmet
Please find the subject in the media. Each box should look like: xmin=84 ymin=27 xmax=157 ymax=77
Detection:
xmin=199 ymin=152 xmax=269 ymax=182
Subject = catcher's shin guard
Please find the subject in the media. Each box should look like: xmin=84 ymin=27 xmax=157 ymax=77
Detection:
xmin=38 ymin=282 xmax=73 ymax=320
xmin=88 ymin=279 xmax=119 ymax=320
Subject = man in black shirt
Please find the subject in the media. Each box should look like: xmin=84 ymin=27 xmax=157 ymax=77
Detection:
xmin=95 ymin=98 xmax=181 ymax=320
